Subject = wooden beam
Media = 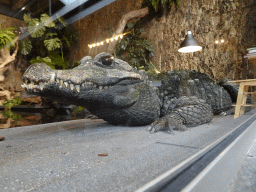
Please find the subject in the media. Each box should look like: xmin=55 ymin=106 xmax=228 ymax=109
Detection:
xmin=30 ymin=0 xmax=60 ymax=16
xmin=30 ymin=0 xmax=49 ymax=16
xmin=11 ymin=0 xmax=31 ymax=10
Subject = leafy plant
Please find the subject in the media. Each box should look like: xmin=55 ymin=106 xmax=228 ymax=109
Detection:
xmin=19 ymin=38 xmax=32 ymax=55
xmin=19 ymin=13 xmax=78 ymax=69
xmin=3 ymin=97 xmax=22 ymax=110
xmin=0 ymin=25 xmax=16 ymax=50
xmin=114 ymin=26 xmax=156 ymax=72
xmin=30 ymin=51 xmax=67 ymax=69
xmin=2 ymin=110 xmax=22 ymax=122
xmin=144 ymin=0 xmax=181 ymax=11
xmin=72 ymin=106 xmax=84 ymax=114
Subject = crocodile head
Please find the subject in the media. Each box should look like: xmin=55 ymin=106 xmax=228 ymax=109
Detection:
xmin=22 ymin=53 xmax=160 ymax=125
xmin=22 ymin=52 xmax=145 ymax=108
xmin=22 ymin=52 xmax=160 ymax=126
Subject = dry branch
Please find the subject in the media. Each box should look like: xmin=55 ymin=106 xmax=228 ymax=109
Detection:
xmin=0 ymin=36 xmax=19 ymax=70
xmin=0 ymin=36 xmax=19 ymax=82
xmin=107 ymin=7 xmax=149 ymax=54
xmin=0 ymin=36 xmax=20 ymax=103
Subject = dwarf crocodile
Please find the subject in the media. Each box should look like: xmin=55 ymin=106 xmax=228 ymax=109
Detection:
xmin=22 ymin=52 xmax=233 ymax=133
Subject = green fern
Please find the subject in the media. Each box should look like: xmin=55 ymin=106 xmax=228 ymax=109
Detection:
xmin=2 ymin=97 xmax=22 ymax=110
xmin=0 ymin=25 xmax=16 ymax=49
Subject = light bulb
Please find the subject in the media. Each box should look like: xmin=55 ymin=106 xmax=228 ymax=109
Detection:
xmin=220 ymin=39 xmax=224 ymax=43
xmin=111 ymin=38 xmax=114 ymax=42
xmin=97 ymin=43 xmax=100 ymax=46
xmin=100 ymin=41 xmax=104 ymax=45
xmin=92 ymin=44 xmax=96 ymax=47
xmin=120 ymin=35 xmax=123 ymax=39
xmin=106 ymin=39 xmax=109 ymax=43
xmin=178 ymin=46 xmax=202 ymax=53
xmin=115 ymin=36 xmax=118 ymax=40
xmin=215 ymin=40 xmax=219 ymax=44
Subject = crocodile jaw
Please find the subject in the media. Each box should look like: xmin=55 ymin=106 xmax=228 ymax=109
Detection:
xmin=21 ymin=54 xmax=144 ymax=108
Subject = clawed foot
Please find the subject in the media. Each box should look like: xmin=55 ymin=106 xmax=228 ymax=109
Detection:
xmin=220 ymin=108 xmax=235 ymax=116
xmin=147 ymin=117 xmax=177 ymax=134
xmin=220 ymin=112 xmax=227 ymax=116
xmin=147 ymin=113 xmax=187 ymax=134
xmin=147 ymin=125 xmax=175 ymax=134
xmin=148 ymin=119 xmax=167 ymax=133
xmin=173 ymin=124 xmax=187 ymax=131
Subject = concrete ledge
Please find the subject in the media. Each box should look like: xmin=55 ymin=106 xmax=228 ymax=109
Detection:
xmin=0 ymin=109 xmax=256 ymax=192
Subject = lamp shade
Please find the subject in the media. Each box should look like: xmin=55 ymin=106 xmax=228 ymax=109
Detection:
xmin=178 ymin=31 xmax=202 ymax=53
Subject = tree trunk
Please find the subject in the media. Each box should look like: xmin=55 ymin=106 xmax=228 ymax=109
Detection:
xmin=0 ymin=36 xmax=19 ymax=81
xmin=106 ymin=7 xmax=149 ymax=55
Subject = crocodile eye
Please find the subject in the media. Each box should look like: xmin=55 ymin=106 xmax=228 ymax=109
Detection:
xmin=100 ymin=56 xmax=114 ymax=66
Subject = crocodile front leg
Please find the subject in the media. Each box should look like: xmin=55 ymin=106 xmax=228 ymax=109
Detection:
xmin=148 ymin=112 xmax=187 ymax=134
xmin=148 ymin=96 xmax=213 ymax=133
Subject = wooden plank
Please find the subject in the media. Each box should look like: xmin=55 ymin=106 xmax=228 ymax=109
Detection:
xmin=228 ymin=79 xmax=256 ymax=83
xmin=232 ymin=104 xmax=256 ymax=107
xmin=247 ymin=55 xmax=256 ymax=59
xmin=240 ymin=84 xmax=249 ymax=116
xmin=243 ymin=92 xmax=256 ymax=95
xmin=234 ymin=83 xmax=245 ymax=118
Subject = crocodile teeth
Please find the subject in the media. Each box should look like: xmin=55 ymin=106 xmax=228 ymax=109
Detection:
xmin=75 ymin=85 xmax=80 ymax=92
xmin=131 ymin=74 xmax=141 ymax=79
xmin=70 ymin=84 xmax=74 ymax=91
xmin=56 ymin=79 xmax=59 ymax=83
xmin=104 ymin=86 xmax=108 ymax=89
xmin=59 ymin=80 xmax=63 ymax=88
xmin=94 ymin=85 xmax=97 ymax=88
xmin=39 ymin=82 xmax=45 ymax=91
xmin=82 ymin=83 xmax=85 ymax=87
xmin=64 ymin=82 xmax=68 ymax=88
xmin=50 ymin=73 xmax=56 ymax=83
xmin=29 ymin=84 xmax=33 ymax=89
xmin=25 ymin=79 xmax=28 ymax=84
xmin=88 ymin=82 xmax=92 ymax=86
xmin=99 ymin=86 xmax=102 ymax=90
xmin=21 ymin=84 xmax=27 ymax=88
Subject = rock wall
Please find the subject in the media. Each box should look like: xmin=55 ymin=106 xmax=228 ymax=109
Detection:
xmin=70 ymin=0 xmax=256 ymax=81
xmin=0 ymin=14 xmax=25 ymax=32
xmin=144 ymin=0 xmax=256 ymax=80
xmin=69 ymin=0 xmax=144 ymax=64
xmin=0 ymin=15 xmax=26 ymax=92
